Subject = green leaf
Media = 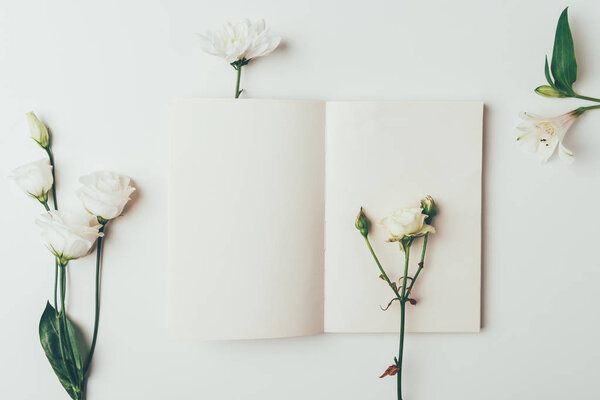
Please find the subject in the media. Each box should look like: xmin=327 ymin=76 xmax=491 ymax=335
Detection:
xmin=544 ymin=56 xmax=555 ymax=87
xmin=65 ymin=317 xmax=84 ymax=383
xmin=550 ymin=7 xmax=577 ymax=93
xmin=39 ymin=302 xmax=83 ymax=400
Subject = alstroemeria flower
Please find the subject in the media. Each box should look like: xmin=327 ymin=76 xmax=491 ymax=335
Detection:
xmin=380 ymin=208 xmax=435 ymax=242
xmin=516 ymin=110 xmax=578 ymax=164
xmin=197 ymin=19 xmax=281 ymax=64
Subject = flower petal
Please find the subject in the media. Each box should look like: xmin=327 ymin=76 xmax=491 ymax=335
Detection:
xmin=558 ymin=141 xmax=575 ymax=164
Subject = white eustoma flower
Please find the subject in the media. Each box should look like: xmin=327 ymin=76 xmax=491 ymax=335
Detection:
xmin=9 ymin=159 xmax=54 ymax=202
xmin=516 ymin=110 xmax=578 ymax=164
xmin=77 ymin=171 xmax=135 ymax=221
xmin=380 ymin=208 xmax=435 ymax=242
xmin=25 ymin=111 xmax=50 ymax=149
xmin=36 ymin=210 xmax=103 ymax=262
xmin=198 ymin=19 xmax=281 ymax=64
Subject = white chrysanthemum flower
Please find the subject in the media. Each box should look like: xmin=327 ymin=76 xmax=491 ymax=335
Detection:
xmin=197 ymin=19 xmax=281 ymax=64
xmin=516 ymin=110 xmax=579 ymax=164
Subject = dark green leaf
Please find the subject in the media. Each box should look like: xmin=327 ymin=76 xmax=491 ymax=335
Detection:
xmin=66 ymin=316 xmax=84 ymax=383
xmin=39 ymin=302 xmax=83 ymax=400
xmin=550 ymin=7 xmax=577 ymax=93
xmin=544 ymin=56 xmax=555 ymax=88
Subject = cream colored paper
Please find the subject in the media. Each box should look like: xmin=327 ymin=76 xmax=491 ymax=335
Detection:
xmin=324 ymin=101 xmax=482 ymax=333
xmin=168 ymin=99 xmax=326 ymax=340
xmin=168 ymin=99 xmax=482 ymax=340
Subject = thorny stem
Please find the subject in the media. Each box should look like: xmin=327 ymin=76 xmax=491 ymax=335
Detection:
xmin=405 ymin=234 xmax=429 ymax=299
xmin=396 ymin=245 xmax=411 ymax=400
xmin=364 ymin=237 xmax=402 ymax=299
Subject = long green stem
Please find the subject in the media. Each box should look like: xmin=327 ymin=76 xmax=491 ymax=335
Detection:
xmin=234 ymin=66 xmax=242 ymax=98
xmin=397 ymin=245 xmax=410 ymax=400
xmin=574 ymin=94 xmax=600 ymax=103
xmin=44 ymin=147 xmax=61 ymax=312
xmin=364 ymin=237 xmax=401 ymax=299
xmin=84 ymin=225 xmax=105 ymax=375
xmin=44 ymin=147 xmax=58 ymax=210
xmin=40 ymin=201 xmax=60 ymax=311
xmin=58 ymin=262 xmax=78 ymax=386
xmin=54 ymin=260 xmax=59 ymax=310
xmin=405 ymin=234 xmax=428 ymax=299
xmin=580 ymin=104 xmax=600 ymax=113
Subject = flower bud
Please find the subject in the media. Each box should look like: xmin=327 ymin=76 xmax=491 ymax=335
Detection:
xmin=25 ymin=112 xmax=50 ymax=149
xmin=534 ymin=85 xmax=565 ymax=98
xmin=355 ymin=207 xmax=370 ymax=238
xmin=420 ymin=195 xmax=438 ymax=224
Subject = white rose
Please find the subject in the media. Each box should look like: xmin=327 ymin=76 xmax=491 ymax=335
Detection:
xmin=198 ymin=19 xmax=281 ymax=64
xmin=9 ymin=158 xmax=54 ymax=202
xmin=76 ymin=171 xmax=135 ymax=221
xmin=25 ymin=111 xmax=50 ymax=149
xmin=380 ymin=207 xmax=435 ymax=241
xmin=36 ymin=210 xmax=103 ymax=262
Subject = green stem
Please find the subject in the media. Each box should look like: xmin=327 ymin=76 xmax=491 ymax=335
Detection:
xmin=54 ymin=260 xmax=59 ymax=310
xmin=58 ymin=262 xmax=78 ymax=385
xmin=397 ymin=245 xmax=410 ymax=400
xmin=84 ymin=225 xmax=105 ymax=375
xmin=364 ymin=237 xmax=401 ymax=299
xmin=234 ymin=66 xmax=242 ymax=98
xmin=39 ymin=201 xmax=59 ymax=309
xmin=405 ymin=234 xmax=428 ymax=299
xmin=574 ymin=94 xmax=600 ymax=103
xmin=44 ymin=147 xmax=58 ymax=210
xmin=580 ymin=104 xmax=600 ymax=113
xmin=42 ymin=147 xmax=60 ymax=310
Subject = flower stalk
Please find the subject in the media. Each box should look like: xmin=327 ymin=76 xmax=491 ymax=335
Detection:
xmin=234 ymin=65 xmax=242 ymax=98
xmin=12 ymin=111 xmax=135 ymax=400
xmin=356 ymin=198 xmax=437 ymax=400
xmin=521 ymin=7 xmax=600 ymax=163
xmin=84 ymin=222 xmax=106 ymax=375
xmin=197 ymin=19 xmax=280 ymax=98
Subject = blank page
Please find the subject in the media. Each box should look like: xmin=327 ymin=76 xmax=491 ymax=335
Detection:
xmin=324 ymin=101 xmax=482 ymax=333
xmin=168 ymin=99 xmax=326 ymax=340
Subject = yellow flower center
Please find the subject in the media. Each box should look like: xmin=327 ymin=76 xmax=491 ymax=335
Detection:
xmin=536 ymin=122 xmax=556 ymax=136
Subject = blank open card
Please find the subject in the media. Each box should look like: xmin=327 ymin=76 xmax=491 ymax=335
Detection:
xmin=168 ymin=99 xmax=482 ymax=340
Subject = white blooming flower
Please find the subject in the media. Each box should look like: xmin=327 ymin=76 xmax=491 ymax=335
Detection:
xmin=77 ymin=171 xmax=135 ymax=221
xmin=380 ymin=208 xmax=435 ymax=242
xmin=197 ymin=19 xmax=281 ymax=64
xmin=25 ymin=111 xmax=50 ymax=149
xmin=36 ymin=210 xmax=103 ymax=263
xmin=516 ymin=110 xmax=579 ymax=164
xmin=9 ymin=159 xmax=54 ymax=202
